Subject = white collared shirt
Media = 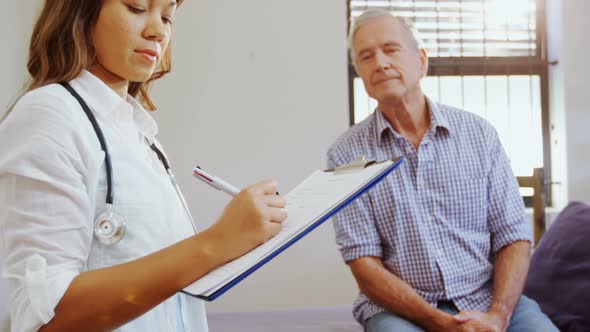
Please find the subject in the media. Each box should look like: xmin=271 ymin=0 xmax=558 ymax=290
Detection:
xmin=0 ymin=70 xmax=208 ymax=332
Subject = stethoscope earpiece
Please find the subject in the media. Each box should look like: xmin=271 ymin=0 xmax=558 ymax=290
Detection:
xmin=94 ymin=204 xmax=126 ymax=245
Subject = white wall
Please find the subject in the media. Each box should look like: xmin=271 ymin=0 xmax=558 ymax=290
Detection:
xmin=547 ymin=0 xmax=568 ymax=209
xmin=560 ymin=0 xmax=590 ymax=203
xmin=1 ymin=0 xmax=589 ymax=316
xmin=547 ymin=0 xmax=590 ymax=208
xmin=150 ymin=0 xmax=353 ymax=312
xmin=0 ymin=2 xmax=34 ymax=111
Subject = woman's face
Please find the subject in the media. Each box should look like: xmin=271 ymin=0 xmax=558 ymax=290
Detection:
xmin=91 ymin=0 xmax=177 ymax=83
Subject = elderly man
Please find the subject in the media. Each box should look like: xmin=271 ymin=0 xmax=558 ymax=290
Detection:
xmin=327 ymin=10 xmax=558 ymax=332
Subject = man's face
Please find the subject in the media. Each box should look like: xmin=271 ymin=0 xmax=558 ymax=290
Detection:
xmin=353 ymin=16 xmax=428 ymax=104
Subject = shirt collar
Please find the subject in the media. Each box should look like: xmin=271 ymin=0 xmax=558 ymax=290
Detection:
xmin=373 ymin=96 xmax=453 ymax=141
xmin=68 ymin=69 xmax=159 ymax=140
xmin=127 ymin=96 xmax=159 ymax=140
xmin=374 ymin=108 xmax=396 ymax=139
xmin=426 ymin=97 xmax=452 ymax=136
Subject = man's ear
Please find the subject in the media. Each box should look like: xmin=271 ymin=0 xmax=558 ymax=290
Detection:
xmin=419 ymin=48 xmax=429 ymax=78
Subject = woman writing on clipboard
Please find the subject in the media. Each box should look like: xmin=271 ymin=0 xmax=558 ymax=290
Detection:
xmin=0 ymin=1 xmax=288 ymax=331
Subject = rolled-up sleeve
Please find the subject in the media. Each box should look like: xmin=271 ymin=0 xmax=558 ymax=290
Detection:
xmin=327 ymin=148 xmax=382 ymax=263
xmin=485 ymin=128 xmax=532 ymax=254
xmin=0 ymin=95 xmax=94 ymax=331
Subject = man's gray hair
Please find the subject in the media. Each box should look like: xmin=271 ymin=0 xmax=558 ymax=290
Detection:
xmin=348 ymin=9 xmax=424 ymax=62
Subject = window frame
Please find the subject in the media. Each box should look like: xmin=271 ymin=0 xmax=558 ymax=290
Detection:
xmin=346 ymin=0 xmax=552 ymax=206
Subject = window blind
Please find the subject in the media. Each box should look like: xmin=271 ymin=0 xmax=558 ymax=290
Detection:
xmin=350 ymin=0 xmax=537 ymax=57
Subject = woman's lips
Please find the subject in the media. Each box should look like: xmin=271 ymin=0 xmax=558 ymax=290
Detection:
xmin=136 ymin=49 xmax=159 ymax=63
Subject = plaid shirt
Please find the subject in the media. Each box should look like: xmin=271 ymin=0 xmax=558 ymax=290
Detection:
xmin=327 ymin=99 xmax=531 ymax=324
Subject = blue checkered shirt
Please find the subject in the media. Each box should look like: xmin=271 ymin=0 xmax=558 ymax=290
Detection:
xmin=327 ymin=99 xmax=532 ymax=324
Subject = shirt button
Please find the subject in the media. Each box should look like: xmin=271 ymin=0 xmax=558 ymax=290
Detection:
xmin=436 ymin=249 xmax=443 ymax=257
xmin=405 ymin=147 xmax=413 ymax=154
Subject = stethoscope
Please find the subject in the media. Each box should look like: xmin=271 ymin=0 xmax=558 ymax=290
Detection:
xmin=60 ymin=82 xmax=197 ymax=245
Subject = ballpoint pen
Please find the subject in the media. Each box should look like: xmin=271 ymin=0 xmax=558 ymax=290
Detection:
xmin=193 ymin=166 xmax=279 ymax=196
xmin=193 ymin=166 xmax=241 ymax=196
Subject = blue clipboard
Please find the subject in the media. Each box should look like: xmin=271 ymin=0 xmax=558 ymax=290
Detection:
xmin=181 ymin=156 xmax=404 ymax=301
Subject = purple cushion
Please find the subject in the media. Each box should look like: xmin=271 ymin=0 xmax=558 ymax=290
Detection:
xmin=524 ymin=201 xmax=590 ymax=332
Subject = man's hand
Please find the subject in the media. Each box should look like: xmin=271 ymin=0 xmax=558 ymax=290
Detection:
xmin=454 ymin=309 xmax=509 ymax=332
xmin=426 ymin=313 xmax=477 ymax=332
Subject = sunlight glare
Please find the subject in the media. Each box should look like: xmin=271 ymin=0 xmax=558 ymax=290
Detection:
xmin=485 ymin=0 xmax=531 ymax=27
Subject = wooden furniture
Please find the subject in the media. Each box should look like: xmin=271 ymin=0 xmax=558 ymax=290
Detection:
xmin=517 ymin=168 xmax=546 ymax=246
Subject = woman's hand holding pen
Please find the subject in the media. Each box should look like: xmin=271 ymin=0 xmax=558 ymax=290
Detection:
xmin=206 ymin=179 xmax=288 ymax=263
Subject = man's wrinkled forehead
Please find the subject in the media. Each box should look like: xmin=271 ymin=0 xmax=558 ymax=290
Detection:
xmin=353 ymin=16 xmax=408 ymax=53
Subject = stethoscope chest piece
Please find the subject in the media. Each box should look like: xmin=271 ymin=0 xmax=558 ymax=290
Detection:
xmin=94 ymin=204 xmax=126 ymax=245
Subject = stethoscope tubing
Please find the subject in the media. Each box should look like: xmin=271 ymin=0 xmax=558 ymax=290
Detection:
xmin=60 ymin=82 xmax=114 ymax=205
xmin=60 ymin=82 xmax=197 ymax=243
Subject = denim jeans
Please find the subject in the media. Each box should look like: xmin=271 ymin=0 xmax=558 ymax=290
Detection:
xmin=365 ymin=295 xmax=559 ymax=332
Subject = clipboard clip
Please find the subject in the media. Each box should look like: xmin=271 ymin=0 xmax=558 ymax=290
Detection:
xmin=333 ymin=156 xmax=378 ymax=174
